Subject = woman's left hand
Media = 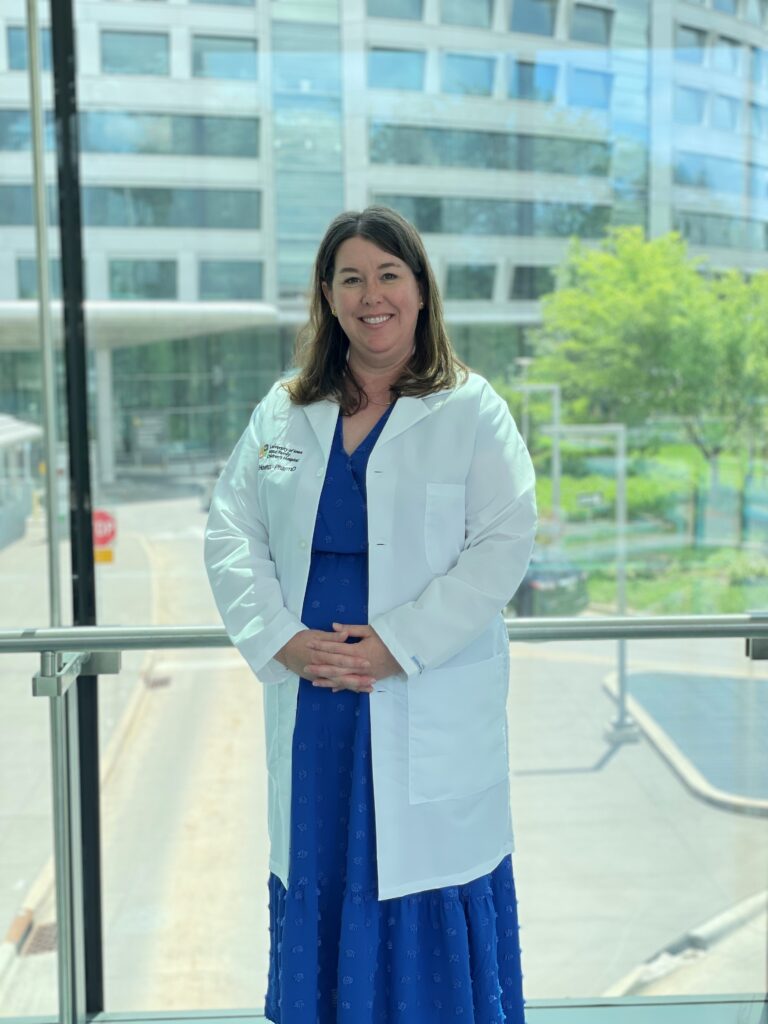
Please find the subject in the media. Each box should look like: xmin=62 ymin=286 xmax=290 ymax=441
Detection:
xmin=305 ymin=623 xmax=404 ymax=692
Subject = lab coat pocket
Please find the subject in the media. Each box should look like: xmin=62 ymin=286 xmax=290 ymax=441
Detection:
xmin=424 ymin=482 xmax=466 ymax=575
xmin=408 ymin=652 xmax=508 ymax=804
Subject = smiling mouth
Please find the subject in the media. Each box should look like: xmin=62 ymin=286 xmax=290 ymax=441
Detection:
xmin=360 ymin=314 xmax=393 ymax=325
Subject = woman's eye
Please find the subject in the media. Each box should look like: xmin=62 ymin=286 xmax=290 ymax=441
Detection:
xmin=342 ymin=276 xmax=360 ymax=285
xmin=382 ymin=273 xmax=397 ymax=280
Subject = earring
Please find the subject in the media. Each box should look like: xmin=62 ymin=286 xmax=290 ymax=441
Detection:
xmin=331 ymin=306 xmax=337 ymax=316
xmin=419 ymin=301 xmax=424 ymax=309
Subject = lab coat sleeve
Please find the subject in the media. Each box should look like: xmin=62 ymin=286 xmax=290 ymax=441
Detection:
xmin=204 ymin=398 xmax=305 ymax=685
xmin=371 ymin=383 xmax=537 ymax=677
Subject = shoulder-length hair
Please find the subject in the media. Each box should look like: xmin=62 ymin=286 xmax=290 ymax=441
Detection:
xmin=284 ymin=205 xmax=468 ymax=413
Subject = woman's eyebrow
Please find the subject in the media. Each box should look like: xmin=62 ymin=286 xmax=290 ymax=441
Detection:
xmin=336 ymin=261 xmax=401 ymax=274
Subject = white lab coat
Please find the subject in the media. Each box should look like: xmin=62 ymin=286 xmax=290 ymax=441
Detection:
xmin=204 ymin=370 xmax=537 ymax=900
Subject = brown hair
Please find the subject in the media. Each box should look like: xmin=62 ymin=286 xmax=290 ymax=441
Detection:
xmin=284 ymin=205 xmax=468 ymax=413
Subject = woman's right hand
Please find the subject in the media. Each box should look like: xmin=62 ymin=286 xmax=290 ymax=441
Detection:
xmin=275 ymin=629 xmax=376 ymax=692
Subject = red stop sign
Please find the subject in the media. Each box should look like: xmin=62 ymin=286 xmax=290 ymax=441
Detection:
xmin=93 ymin=509 xmax=116 ymax=547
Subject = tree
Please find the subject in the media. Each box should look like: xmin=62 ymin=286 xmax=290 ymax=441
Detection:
xmin=531 ymin=227 xmax=768 ymax=480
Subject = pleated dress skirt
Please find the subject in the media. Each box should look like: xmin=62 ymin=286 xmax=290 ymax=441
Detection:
xmin=264 ymin=405 xmax=526 ymax=1024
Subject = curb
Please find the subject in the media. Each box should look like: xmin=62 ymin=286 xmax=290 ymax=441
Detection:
xmin=603 ymin=890 xmax=768 ymax=997
xmin=602 ymin=672 xmax=768 ymax=817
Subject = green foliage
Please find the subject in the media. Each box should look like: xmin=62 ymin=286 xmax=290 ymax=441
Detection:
xmin=530 ymin=228 xmax=768 ymax=465
xmin=534 ymin=471 xmax=690 ymax=523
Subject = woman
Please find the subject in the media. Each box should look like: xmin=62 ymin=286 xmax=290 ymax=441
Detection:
xmin=204 ymin=206 xmax=537 ymax=1022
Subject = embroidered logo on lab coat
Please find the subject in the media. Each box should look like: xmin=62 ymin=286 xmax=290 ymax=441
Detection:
xmin=258 ymin=442 xmax=303 ymax=472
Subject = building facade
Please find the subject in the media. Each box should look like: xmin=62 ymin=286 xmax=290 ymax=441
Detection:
xmin=0 ymin=0 xmax=766 ymax=477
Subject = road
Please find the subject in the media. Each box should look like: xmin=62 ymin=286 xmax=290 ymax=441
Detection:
xmin=0 ymin=493 xmax=766 ymax=1013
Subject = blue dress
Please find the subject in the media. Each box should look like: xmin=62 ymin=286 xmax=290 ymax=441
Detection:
xmin=264 ymin=405 xmax=526 ymax=1024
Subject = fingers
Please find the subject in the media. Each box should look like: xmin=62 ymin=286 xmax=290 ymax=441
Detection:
xmin=306 ymin=665 xmax=375 ymax=684
xmin=332 ymin=622 xmax=372 ymax=637
xmin=304 ymin=643 xmax=370 ymax=666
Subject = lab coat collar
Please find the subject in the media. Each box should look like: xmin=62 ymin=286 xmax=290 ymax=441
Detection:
xmin=302 ymin=394 xmax=435 ymax=456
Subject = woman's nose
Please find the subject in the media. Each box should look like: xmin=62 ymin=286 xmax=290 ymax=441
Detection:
xmin=361 ymin=283 xmax=381 ymax=305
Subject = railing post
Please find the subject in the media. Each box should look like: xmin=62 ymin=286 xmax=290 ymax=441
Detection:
xmin=43 ymin=653 xmax=87 ymax=1024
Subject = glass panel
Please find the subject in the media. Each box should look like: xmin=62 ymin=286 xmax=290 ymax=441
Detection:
xmin=440 ymin=0 xmax=492 ymax=28
xmin=713 ymin=0 xmax=738 ymax=12
xmin=567 ymin=67 xmax=613 ymax=109
xmin=6 ymin=26 xmax=52 ymax=72
xmin=711 ymin=94 xmax=740 ymax=131
xmin=510 ymin=265 xmax=556 ymax=298
xmin=511 ymin=0 xmax=557 ymax=35
xmin=445 ymin=263 xmax=496 ymax=299
xmin=675 ymin=24 xmax=707 ymax=63
xmin=674 ymin=85 xmax=707 ymax=125
xmin=442 ymin=53 xmax=496 ymax=95
xmin=508 ymin=59 xmax=558 ymax=101
xmin=100 ymin=31 xmax=170 ymax=76
xmin=367 ymin=48 xmax=426 ymax=89
xmin=367 ymin=0 xmax=423 ymax=18
xmin=712 ymin=36 xmax=742 ymax=73
xmin=571 ymin=4 xmax=613 ymax=45
xmin=199 ymin=259 xmax=264 ymax=300
xmin=80 ymin=112 xmax=259 ymax=158
xmin=506 ymin=637 xmax=768 ymax=1000
xmin=191 ymin=36 xmax=259 ymax=80
xmin=17 ymin=258 xmax=63 ymax=300
xmin=108 ymin=260 xmax=178 ymax=300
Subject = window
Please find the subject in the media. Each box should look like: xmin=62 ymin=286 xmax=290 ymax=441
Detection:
xmin=673 ymin=86 xmax=706 ymax=125
xmin=674 ymin=152 xmax=742 ymax=194
xmin=750 ymin=103 xmax=768 ymax=139
xmin=571 ymin=5 xmax=612 ymax=45
xmin=440 ymin=0 xmax=492 ymax=27
xmin=713 ymin=0 xmax=737 ymax=12
xmin=568 ymin=68 xmax=612 ymax=109
xmin=80 ymin=112 xmax=259 ymax=157
xmin=192 ymin=36 xmax=258 ymax=80
xmin=109 ymin=260 xmax=177 ymax=300
xmin=508 ymin=60 xmax=558 ymax=100
xmin=0 ymin=109 xmax=55 ymax=150
xmin=191 ymin=0 xmax=255 ymax=5
xmin=368 ymin=49 xmax=426 ymax=90
xmin=510 ymin=265 xmax=555 ymax=299
xmin=752 ymin=47 xmax=768 ymax=86
xmin=367 ymin=0 xmax=423 ymax=16
xmin=675 ymin=25 xmax=706 ymax=64
xmin=101 ymin=31 xmax=169 ymax=75
xmin=7 ymin=26 xmax=52 ymax=71
xmin=674 ymin=209 xmax=766 ymax=251
xmin=82 ymin=187 xmax=261 ymax=229
xmin=199 ymin=260 xmax=264 ymax=300
xmin=445 ymin=264 xmax=496 ymax=299
xmin=711 ymin=94 xmax=740 ymax=131
xmin=375 ymin=194 xmax=611 ymax=238
xmin=17 ymin=257 xmax=62 ymax=300
xmin=442 ymin=54 xmax=496 ymax=95
xmin=744 ymin=0 xmax=767 ymax=22
xmin=510 ymin=0 xmax=557 ymax=36
xmin=712 ymin=36 xmax=741 ymax=74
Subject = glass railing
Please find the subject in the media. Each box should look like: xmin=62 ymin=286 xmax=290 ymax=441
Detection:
xmin=0 ymin=617 xmax=766 ymax=1024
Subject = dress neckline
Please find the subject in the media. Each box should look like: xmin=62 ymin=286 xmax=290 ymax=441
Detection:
xmin=337 ymin=401 xmax=396 ymax=459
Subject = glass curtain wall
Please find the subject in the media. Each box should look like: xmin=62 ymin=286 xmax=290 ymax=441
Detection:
xmin=0 ymin=0 xmax=766 ymax=1015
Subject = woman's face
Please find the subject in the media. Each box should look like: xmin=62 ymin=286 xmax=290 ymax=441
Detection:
xmin=322 ymin=235 xmax=423 ymax=374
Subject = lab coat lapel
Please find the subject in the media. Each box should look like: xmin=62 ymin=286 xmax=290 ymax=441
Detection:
xmin=377 ymin=395 xmax=431 ymax=448
xmin=303 ymin=399 xmax=339 ymax=459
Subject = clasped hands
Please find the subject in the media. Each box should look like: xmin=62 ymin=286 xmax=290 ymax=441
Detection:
xmin=276 ymin=623 xmax=403 ymax=693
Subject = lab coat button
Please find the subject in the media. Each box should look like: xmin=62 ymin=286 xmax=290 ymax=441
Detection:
xmin=299 ymin=540 xmax=308 ymax=550
xmin=316 ymin=468 xmax=324 ymax=477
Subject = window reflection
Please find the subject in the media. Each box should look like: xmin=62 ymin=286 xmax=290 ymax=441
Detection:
xmin=6 ymin=25 xmax=52 ymax=71
xmin=100 ymin=30 xmax=170 ymax=75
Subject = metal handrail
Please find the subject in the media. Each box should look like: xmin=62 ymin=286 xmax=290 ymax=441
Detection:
xmin=1 ymin=613 xmax=768 ymax=654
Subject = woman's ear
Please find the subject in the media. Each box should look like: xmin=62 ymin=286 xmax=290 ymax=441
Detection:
xmin=321 ymin=281 xmax=332 ymax=306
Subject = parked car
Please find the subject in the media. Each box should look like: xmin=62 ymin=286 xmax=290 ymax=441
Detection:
xmin=508 ymin=548 xmax=589 ymax=617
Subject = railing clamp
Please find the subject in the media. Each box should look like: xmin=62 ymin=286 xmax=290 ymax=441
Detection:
xmin=745 ymin=612 xmax=768 ymax=661
xmin=33 ymin=650 xmax=122 ymax=698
